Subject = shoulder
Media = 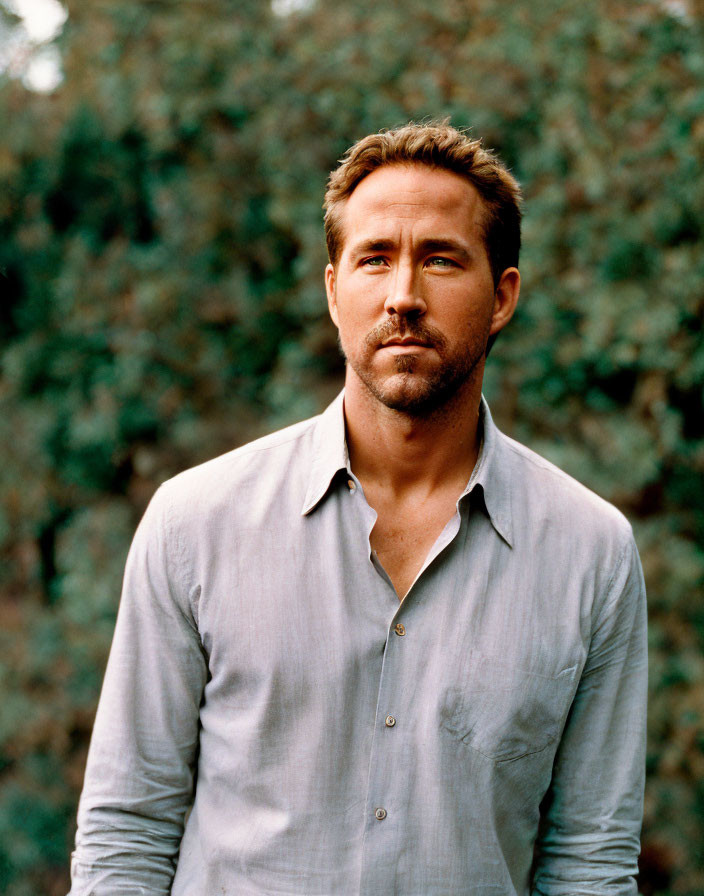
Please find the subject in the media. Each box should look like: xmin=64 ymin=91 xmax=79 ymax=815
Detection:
xmin=150 ymin=413 xmax=320 ymax=526
xmin=493 ymin=428 xmax=635 ymax=563
xmin=490 ymin=429 xmax=645 ymax=625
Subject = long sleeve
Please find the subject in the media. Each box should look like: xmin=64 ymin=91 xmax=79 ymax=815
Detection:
xmin=531 ymin=530 xmax=648 ymax=895
xmin=68 ymin=485 xmax=208 ymax=895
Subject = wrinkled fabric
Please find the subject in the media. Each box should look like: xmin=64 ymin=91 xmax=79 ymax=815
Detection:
xmin=69 ymin=392 xmax=647 ymax=895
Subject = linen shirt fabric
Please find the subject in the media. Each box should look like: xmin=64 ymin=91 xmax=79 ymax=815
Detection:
xmin=69 ymin=392 xmax=647 ymax=896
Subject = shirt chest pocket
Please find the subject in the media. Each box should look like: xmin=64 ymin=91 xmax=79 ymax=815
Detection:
xmin=440 ymin=654 xmax=578 ymax=763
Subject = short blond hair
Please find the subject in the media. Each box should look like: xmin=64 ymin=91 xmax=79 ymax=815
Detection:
xmin=324 ymin=122 xmax=522 ymax=286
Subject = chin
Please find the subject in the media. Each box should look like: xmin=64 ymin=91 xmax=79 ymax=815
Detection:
xmin=366 ymin=373 xmax=463 ymax=417
xmin=347 ymin=346 xmax=483 ymax=417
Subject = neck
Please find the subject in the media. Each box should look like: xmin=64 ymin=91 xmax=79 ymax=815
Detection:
xmin=343 ymin=372 xmax=484 ymax=496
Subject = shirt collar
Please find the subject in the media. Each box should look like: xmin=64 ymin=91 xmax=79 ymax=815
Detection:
xmin=461 ymin=397 xmax=514 ymax=547
xmin=301 ymin=391 xmax=349 ymax=516
xmin=301 ymin=391 xmax=514 ymax=547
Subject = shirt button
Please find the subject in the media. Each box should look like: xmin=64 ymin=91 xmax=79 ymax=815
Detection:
xmin=385 ymin=715 xmax=396 ymax=727
xmin=374 ymin=807 xmax=387 ymax=820
xmin=394 ymin=623 xmax=406 ymax=636
xmin=347 ymin=479 xmax=356 ymax=491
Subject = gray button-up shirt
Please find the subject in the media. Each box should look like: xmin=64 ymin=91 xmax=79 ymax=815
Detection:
xmin=69 ymin=393 xmax=647 ymax=895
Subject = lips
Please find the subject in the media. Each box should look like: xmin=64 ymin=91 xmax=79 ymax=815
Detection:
xmin=381 ymin=337 xmax=430 ymax=348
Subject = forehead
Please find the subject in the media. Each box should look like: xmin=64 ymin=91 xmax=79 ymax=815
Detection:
xmin=339 ymin=163 xmax=486 ymax=248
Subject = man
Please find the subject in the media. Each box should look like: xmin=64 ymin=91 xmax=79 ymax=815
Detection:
xmin=69 ymin=123 xmax=647 ymax=895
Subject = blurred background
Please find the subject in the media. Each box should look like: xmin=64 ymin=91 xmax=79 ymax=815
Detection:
xmin=0 ymin=0 xmax=702 ymax=893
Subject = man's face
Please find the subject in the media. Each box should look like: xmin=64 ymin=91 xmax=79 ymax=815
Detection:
xmin=325 ymin=163 xmax=519 ymax=416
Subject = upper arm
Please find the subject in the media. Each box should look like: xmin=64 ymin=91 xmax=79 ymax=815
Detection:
xmin=532 ymin=530 xmax=648 ymax=896
xmin=69 ymin=485 xmax=208 ymax=895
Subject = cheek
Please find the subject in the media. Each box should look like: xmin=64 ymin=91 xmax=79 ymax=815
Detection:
xmin=336 ymin=289 xmax=377 ymax=330
xmin=333 ymin=302 xmax=358 ymax=335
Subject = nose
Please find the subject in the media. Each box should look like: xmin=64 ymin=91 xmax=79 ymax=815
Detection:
xmin=384 ymin=263 xmax=427 ymax=318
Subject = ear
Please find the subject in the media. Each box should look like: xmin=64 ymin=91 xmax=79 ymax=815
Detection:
xmin=325 ymin=263 xmax=339 ymax=328
xmin=489 ymin=267 xmax=520 ymax=337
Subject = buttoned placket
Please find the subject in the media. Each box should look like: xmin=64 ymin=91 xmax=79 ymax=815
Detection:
xmin=347 ymin=475 xmax=472 ymax=894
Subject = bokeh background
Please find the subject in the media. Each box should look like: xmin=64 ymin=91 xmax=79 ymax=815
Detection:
xmin=0 ymin=0 xmax=703 ymax=893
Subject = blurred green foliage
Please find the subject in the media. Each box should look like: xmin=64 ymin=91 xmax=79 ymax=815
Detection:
xmin=0 ymin=0 xmax=703 ymax=893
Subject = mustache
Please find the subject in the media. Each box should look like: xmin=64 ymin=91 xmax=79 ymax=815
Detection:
xmin=365 ymin=316 xmax=448 ymax=350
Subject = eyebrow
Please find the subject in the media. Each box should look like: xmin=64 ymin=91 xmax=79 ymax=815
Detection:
xmin=349 ymin=238 xmax=396 ymax=257
xmin=420 ymin=239 xmax=471 ymax=262
xmin=349 ymin=237 xmax=471 ymax=262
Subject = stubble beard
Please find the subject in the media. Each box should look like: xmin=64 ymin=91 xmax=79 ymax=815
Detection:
xmin=341 ymin=316 xmax=489 ymax=418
